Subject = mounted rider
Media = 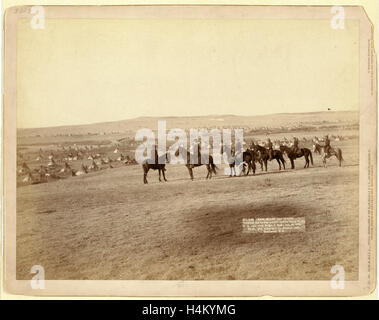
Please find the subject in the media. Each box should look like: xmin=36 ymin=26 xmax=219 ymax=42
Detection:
xmin=292 ymin=136 xmax=300 ymax=155
xmin=266 ymin=138 xmax=273 ymax=161
xmin=324 ymin=135 xmax=332 ymax=156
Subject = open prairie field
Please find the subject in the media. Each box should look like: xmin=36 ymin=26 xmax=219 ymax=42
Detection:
xmin=16 ymin=136 xmax=359 ymax=280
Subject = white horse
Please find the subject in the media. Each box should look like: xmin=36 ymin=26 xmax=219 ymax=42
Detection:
xmin=312 ymin=143 xmax=343 ymax=168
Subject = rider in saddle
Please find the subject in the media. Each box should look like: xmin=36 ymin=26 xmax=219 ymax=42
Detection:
xmin=324 ymin=135 xmax=331 ymax=156
xmin=292 ymin=136 xmax=300 ymax=155
xmin=266 ymin=138 xmax=273 ymax=161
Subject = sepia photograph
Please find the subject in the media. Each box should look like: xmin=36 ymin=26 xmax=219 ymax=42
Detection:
xmin=2 ymin=4 xmax=377 ymax=298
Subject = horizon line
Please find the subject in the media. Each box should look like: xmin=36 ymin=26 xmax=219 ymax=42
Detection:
xmin=17 ymin=108 xmax=359 ymax=130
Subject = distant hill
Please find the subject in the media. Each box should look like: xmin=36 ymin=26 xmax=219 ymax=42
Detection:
xmin=18 ymin=110 xmax=359 ymax=138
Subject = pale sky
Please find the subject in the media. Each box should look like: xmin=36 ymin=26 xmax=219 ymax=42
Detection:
xmin=17 ymin=18 xmax=359 ymax=128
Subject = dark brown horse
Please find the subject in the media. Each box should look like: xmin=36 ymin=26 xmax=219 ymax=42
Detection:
xmin=280 ymin=145 xmax=313 ymax=169
xmin=142 ymin=152 xmax=169 ymax=184
xmin=241 ymin=149 xmax=257 ymax=175
xmin=175 ymin=146 xmax=218 ymax=180
xmin=251 ymin=143 xmax=286 ymax=171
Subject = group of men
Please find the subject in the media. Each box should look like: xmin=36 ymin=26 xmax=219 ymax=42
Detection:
xmin=265 ymin=135 xmax=332 ymax=160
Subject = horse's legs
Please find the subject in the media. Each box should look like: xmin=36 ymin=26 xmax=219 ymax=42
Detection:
xmin=264 ymin=160 xmax=268 ymax=172
xmin=336 ymin=153 xmax=341 ymax=167
xmin=322 ymin=155 xmax=327 ymax=168
xmin=290 ymin=158 xmax=295 ymax=169
xmin=187 ymin=165 xmax=194 ymax=180
xmin=336 ymin=150 xmax=342 ymax=167
xmin=158 ymin=169 xmax=162 ymax=182
xmin=162 ymin=167 xmax=167 ymax=182
xmin=304 ymin=155 xmax=308 ymax=168
xmin=206 ymin=165 xmax=212 ymax=179
xmin=281 ymin=157 xmax=286 ymax=170
xmin=246 ymin=162 xmax=250 ymax=176
xmin=276 ymin=158 xmax=281 ymax=170
xmin=143 ymin=167 xmax=149 ymax=184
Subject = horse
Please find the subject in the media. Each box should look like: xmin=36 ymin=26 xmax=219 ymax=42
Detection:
xmin=175 ymin=146 xmax=218 ymax=180
xmin=280 ymin=145 xmax=313 ymax=169
xmin=313 ymin=143 xmax=343 ymax=167
xmin=142 ymin=152 xmax=169 ymax=184
xmin=253 ymin=153 xmax=264 ymax=171
xmin=221 ymin=146 xmax=257 ymax=176
xmin=251 ymin=143 xmax=286 ymax=171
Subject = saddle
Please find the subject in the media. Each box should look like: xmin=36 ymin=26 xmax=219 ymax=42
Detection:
xmin=323 ymin=146 xmax=334 ymax=157
xmin=292 ymin=147 xmax=302 ymax=157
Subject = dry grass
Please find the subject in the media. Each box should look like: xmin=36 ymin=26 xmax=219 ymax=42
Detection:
xmin=16 ymin=138 xmax=359 ymax=280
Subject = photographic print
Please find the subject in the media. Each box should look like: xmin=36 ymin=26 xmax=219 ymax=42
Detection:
xmin=2 ymin=4 xmax=377 ymax=297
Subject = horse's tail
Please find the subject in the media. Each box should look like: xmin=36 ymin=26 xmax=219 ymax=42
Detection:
xmin=338 ymin=149 xmax=343 ymax=162
xmin=310 ymin=150 xmax=314 ymax=165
